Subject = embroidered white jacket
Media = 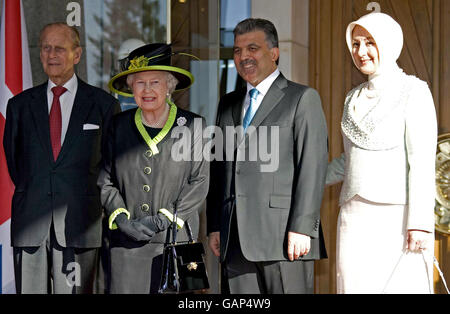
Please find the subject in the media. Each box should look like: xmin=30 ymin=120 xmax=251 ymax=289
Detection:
xmin=327 ymin=74 xmax=437 ymax=232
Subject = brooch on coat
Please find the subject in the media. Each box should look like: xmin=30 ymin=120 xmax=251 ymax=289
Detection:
xmin=177 ymin=116 xmax=187 ymax=126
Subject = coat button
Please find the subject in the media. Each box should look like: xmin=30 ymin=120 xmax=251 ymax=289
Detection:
xmin=141 ymin=203 xmax=150 ymax=212
xmin=144 ymin=150 xmax=153 ymax=158
xmin=144 ymin=167 xmax=152 ymax=174
xmin=143 ymin=185 xmax=150 ymax=192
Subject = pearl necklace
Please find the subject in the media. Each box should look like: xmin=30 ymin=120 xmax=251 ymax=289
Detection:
xmin=141 ymin=103 xmax=169 ymax=128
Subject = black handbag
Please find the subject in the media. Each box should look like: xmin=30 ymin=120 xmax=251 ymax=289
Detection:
xmin=158 ymin=210 xmax=210 ymax=294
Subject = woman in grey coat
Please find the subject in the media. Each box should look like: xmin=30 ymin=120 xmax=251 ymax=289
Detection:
xmin=98 ymin=43 xmax=209 ymax=293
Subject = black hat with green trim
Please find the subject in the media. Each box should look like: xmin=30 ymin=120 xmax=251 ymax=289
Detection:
xmin=108 ymin=43 xmax=195 ymax=97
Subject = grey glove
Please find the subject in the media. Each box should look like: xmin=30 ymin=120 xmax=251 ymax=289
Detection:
xmin=138 ymin=213 xmax=172 ymax=233
xmin=115 ymin=213 xmax=155 ymax=242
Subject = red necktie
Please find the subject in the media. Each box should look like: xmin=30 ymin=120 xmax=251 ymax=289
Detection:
xmin=49 ymin=86 xmax=67 ymax=161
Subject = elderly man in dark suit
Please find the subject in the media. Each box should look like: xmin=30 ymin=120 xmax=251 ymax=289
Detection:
xmin=207 ymin=18 xmax=328 ymax=294
xmin=3 ymin=22 xmax=120 ymax=293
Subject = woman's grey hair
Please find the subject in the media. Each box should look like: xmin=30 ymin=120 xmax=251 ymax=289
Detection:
xmin=233 ymin=18 xmax=279 ymax=48
xmin=166 ymin=72 xmax=179 ymax=96
xmin=126 ymin=71 xmax=179 ymax=97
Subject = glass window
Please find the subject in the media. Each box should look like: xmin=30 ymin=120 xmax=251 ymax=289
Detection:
xmin=15 ymin=0 xmax=166 ymax=111
xmin=219 ymin=0 xmax=250 ymax=96
xmin=170 ymin=0 xmax=220 ymax=124
xmin=220 ymin=0 xmax=250 ymax=47
xmin=84 ymin=0 xmax=167 ymax=111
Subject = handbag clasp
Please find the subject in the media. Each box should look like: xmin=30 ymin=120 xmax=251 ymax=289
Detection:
xmin=187 ymin=262 xmax=198 ymax=271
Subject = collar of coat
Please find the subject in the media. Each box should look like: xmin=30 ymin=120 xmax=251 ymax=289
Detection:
xmin=134 ymin=100 xmax=178 ymax=155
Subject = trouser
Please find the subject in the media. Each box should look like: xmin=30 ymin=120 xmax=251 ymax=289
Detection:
xmin=224 ymin=212 xmax=314 ymax=294
xmin=13 ymin=223 xmax=98 ymax=294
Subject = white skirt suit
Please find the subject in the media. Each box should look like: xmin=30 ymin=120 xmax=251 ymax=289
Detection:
xmin=327 ymin=13 xmax=438 ymax=294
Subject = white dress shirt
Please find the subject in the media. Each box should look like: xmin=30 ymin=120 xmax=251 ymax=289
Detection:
xmin=47 ymin=73 xmax=78 ymax=145
xmin=242 ymin=68 xmax=280 ymax=123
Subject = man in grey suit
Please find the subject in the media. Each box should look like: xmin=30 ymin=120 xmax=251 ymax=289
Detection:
xmin=3 ymin=23 xmax=120 ymax=293
xmin=207 ymin=18 xmax=328 ymax=294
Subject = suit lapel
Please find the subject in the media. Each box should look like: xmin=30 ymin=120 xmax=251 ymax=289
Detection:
xmin=229 ymin=89 xmax=246 ymax=148
xmin=231 ymin=89 xmax=246 ymax=127
xmin=249 ymin=74 xmax=287 ymax=129
xmin=30 ymin=83 xmax=54 ymax=164
xmin=236 ymin=74 xmax=287 ymax=146
xmin=56 ymin=78 xmax=94 ymax=164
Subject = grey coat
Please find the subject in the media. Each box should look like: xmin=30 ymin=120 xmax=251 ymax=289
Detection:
xmin=98 ymin=106 xmax=210 ymax=246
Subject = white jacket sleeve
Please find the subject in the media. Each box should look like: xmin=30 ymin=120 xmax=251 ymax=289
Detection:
xmin=405 ymin=80 xmax=437 ymax=232
xmin=326 ymin=153 xmax=345 ymax=186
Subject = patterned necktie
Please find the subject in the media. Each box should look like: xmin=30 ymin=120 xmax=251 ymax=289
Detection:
xmin=49 ymin=86 xmax=67 ymax=161
xmin=243 ymin=88 xmax=259 ymax=131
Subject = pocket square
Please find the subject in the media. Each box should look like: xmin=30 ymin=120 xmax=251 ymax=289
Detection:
xmin=83 ymin=123 xmax=99 ymax=130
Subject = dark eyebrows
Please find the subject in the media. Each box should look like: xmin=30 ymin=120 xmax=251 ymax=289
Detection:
xmin=248 ymin=43 xmax=260 ymax=48
xmin=233 ymin=43 xmax=261 ymax=50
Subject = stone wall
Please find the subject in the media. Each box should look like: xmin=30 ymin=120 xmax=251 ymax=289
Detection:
xmin=251 ymin=0 xmax=309 ymax=85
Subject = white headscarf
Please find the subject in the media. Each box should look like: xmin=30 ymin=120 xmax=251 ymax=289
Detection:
xmin=342 ymin=13 xmax=411 ymax=150
xmin=345 ymin=13 xmax=404 ymax=89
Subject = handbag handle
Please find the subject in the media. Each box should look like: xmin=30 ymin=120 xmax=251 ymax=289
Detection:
xmin=433 ymin=254 xmax=449 ymax=294
xmin=171 ymin=209 xmax=178 ymax=245
xmin=170 ymin=206 xmax=195 ymax=245
xmin=382 ymin=250 xmax=449 ymax=294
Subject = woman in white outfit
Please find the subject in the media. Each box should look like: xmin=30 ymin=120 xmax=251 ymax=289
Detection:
xmin=327 ymin=13 xmax=437 ymax=294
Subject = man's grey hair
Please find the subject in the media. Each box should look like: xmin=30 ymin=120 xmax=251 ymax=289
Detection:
xmin=39 ymin=22 xmax=81 ymax=49
xmin=233 ymin=18 xmax=279 ymax=49
xmin=126 ymin=71 xmax=179 ymax=97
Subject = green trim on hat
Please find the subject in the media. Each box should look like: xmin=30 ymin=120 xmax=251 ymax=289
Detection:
xmin=108 ymin=65 xmax=194 ymax=98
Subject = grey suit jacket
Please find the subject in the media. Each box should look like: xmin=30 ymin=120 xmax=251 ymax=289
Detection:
xmin=3 ymin=78 xmax=120 ymax=248
xmin=207 ymin=73 xmax=328 ymax=262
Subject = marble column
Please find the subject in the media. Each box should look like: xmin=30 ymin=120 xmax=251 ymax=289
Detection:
xmin=251 ymin=0 xmax=309 ymax=85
